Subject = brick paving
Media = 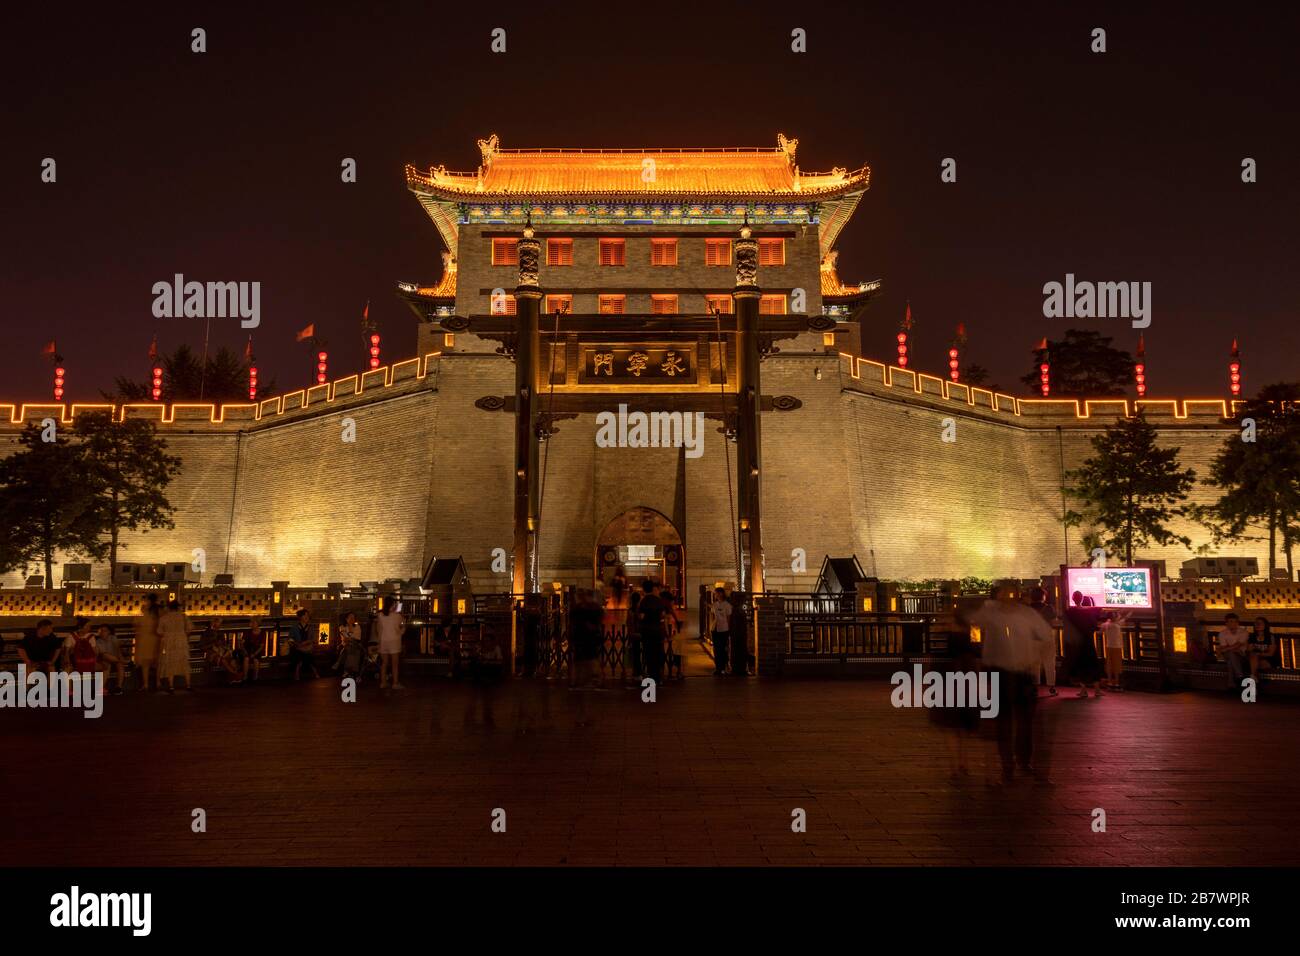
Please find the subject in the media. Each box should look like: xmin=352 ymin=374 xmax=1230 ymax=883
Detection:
xmin=4 ymin=641 xmax=1298 ymax=867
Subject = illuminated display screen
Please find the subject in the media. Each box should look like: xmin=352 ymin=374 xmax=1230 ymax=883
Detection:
xmin=1065 ymin=567 xmax=1153 ymax=609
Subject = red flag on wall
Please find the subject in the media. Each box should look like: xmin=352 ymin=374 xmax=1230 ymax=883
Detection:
xmin=41 ymin=339 xmax=57 ymax=357
xmin=296 ymin=323 xmax=315 ymax=342
xmin=147 ymin=335 xmax=159 ymax=362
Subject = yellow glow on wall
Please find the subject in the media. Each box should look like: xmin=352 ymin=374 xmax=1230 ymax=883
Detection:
xmin=444 ymin=333 xmax=455 ymax=347
xmin=822 ymin=332 xmax=835 ymax=346
xmin=1172 ymin=627 xmax=1188 ymax=653
xmin=889 ymin=596 xmax=897 ymax=612
xmin=456 ymin=598 xmax=467 ymax=614
xmin=317 ymin=621 xmax=332 ymax=645
xmin=1234 ymin=585 xmax=1242 ymax=598
xmin=273 ymin=591 xmax=281 ymax=603
xmin=862 ymin=596 xmax=873 ymax=612
xmin=970 ymin=625 xmax=982 ymax=644
xmin=432 ymin=598 xmax=440 ymax=614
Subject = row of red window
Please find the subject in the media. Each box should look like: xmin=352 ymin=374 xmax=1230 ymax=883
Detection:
xmin=487 ymin=293 xmax=789 ymax=316
xmin=490 ymin=237 xmax=786 ymax=268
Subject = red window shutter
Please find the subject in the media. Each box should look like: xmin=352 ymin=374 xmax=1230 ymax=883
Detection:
xmin=758 ymin=238 xmax=784 ymax=266
xmin=651 ymin=239 xmax=677 ymax=266
xmin=492 ymin=239 xmax=519 ymax=266
xmin=599 ymin=295 xmax=625 ymax=315
xmin=599 ymin=239 xmax=626 ymax=266
xmin=706 ymin=240 xmax=731 ymax=266
xmin=760 ymin=295 xmax=786 ymax=315
xmin=547 ymin=239 xmax=573 ymax=266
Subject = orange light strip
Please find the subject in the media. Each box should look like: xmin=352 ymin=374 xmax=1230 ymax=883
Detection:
xmin=2 ymin=352 xmax=444 ymax=427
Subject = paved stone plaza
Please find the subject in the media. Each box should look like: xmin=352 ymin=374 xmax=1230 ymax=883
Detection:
xmin=4 ymin=641 xmax=1298 ymax=867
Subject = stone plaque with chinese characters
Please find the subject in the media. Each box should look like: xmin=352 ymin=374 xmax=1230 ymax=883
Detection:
xmin=580 ymin=346 xmax=695 ymax=384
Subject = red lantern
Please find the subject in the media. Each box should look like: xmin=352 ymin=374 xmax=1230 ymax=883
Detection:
xmin=896 ymin=331 xmax=908 ymax=368
xmin=248 ymin=365 xmax=258 ymax=401
xmin=947 ymin=347 xmax=959 ymax=382
xmin=369 ymin=332 xmax=381 ymax=369
xmin=316 ymin=350 xmax=328 ymax=385
xmin=53 ymin=366 xmax=65 ymax=401
xmin=1039 ymin=360 xmax=1050 ymax=397
xmin=151 ymin=365 xmax=163 ymax=401
xmin=1229 ymin=339 xmax=1242 ymax=397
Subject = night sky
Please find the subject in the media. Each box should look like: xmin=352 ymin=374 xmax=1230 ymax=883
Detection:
xmin=3 ymin=2 xmax=1296 ymax=401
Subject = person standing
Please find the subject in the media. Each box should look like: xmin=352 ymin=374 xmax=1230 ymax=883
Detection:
xmin=964 ymin=583 xmax=1053 ymax=781
xmin=1101 ymin=611 xmax=1130 ymax=690
xmin=663 ymin=591 xmax=684 ymax=679
xmin=1028 ymin=587 xmax=1058 ymax=696
xmin=375 ymin=600 xmax=406 ymax=690
xmin=287 ymin=608 xmax=320 ymax=681
xmin=637 ymin=580 xmax=666 ymax=686
xmin=729 ymin=593 xmax=749 ymax=677
xmin=710 ymin=587 xmax=732 ymax=676
xmin=132 ymin=595 xmax=161 ymax=692
xmin=156 ymin=599 xmax=193 ymax=693
xmin=1064 ymin=592 xmax=1103 ymax=697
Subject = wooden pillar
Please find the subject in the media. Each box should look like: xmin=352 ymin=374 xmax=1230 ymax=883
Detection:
xmin=733 ymin=224 xmax=764 ymax=594
xmin=513 ymin=225 xmax=542 ymax=596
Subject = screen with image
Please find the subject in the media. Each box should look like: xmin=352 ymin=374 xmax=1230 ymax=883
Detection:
xmin=1065 ymin=567 xmax=1153 ymax=609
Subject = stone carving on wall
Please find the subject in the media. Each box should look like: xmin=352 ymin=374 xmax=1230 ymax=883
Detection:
xmin=474 ymin=395 xmax=506 ymax=412
xmin=517 ymin=229 xmax=540 ymax=288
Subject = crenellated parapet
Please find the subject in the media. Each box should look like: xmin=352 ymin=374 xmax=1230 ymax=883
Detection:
xmin=0 ymin=351 xmax=447 ymax=433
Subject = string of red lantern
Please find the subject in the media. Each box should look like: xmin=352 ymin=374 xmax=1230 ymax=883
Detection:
xmin=53 ymin=364 xmax=65 ymax=401
xmin=369 ymin=332 xmax=381 ymax=369
xmin=1229 ymin=339 xmax=1242 ymax=398
xmin=1135 ymin=334 xmax=1147 ymax=398
xmin=316 ymin=350 xmax=329 ymax=385
xmin=897 ymin=301 xmax=912 ymax=368
xmin=948 ymin=323 xmax=967 ymax=383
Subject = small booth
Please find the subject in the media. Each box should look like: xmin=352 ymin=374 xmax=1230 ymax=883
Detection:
xmin=419 ymin=556 xmax=474 ymax=657
xmin=1059 ymin=564 xmax=1167 ymax=690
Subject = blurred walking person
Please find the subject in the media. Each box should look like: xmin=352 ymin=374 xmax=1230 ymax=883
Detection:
xmin=1028 ymin=587 xmax=1058 ymax=696
xmin=157 ymin=599 xmax=192 ymax=693
xmin=376 ymin=599 xmax=406 ymax=690
xmin=133 ymin=595 xmax=161 ymax=692
xmin=710 ymin=587 xmax=732 ymax=676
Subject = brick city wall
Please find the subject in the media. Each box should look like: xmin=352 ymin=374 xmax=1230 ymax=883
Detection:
xmin=0 ymin=349 xmax=1268 ymax=592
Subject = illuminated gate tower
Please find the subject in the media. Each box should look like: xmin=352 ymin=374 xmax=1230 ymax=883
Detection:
xmin=400 ymin=134 xmax=878 ymax=597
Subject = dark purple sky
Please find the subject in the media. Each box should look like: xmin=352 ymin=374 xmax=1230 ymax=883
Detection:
xmin=3 ymin=2 xmax=1296 ymax=400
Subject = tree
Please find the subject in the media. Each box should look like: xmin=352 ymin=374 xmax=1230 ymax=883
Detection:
xmin=1064 ymin=410 xmax=1197 ymax=564
xmin=0 ymin=423 xmax=107 ymax=588
xmin=962 ymin=364 xmax=991 ymax=387
xmin=1194 ymin=383 xmax=1300 ymax=576
xmin=1022 ymin=329 xmax=1134 ymax=397
xmin=73 ymin=411 xmax=183 ymax=572
xmin=109 ymin=344 xmax=273 ymax=403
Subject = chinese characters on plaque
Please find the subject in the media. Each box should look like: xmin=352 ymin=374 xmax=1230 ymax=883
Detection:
xmin=582 ymin=347 xmax=695 ymax=384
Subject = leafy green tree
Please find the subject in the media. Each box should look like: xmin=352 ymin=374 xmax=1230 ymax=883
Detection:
xmin=1022 ymin=329 xmax=1134 ymax=397
xmin=962 ymin=364 xmax=991 ymax=387
xmin=0 ymin=423 xmax=107 ymax=588
xmin=1065 ymin=410 xmax=1197 ymax=564
xmin=73 ymin=412 xmax=183 ymax=572
xmin=109 ymin=345 xmax=273 ymax=403
xmin=1194 ymin=383 xmax=1300 ymax=576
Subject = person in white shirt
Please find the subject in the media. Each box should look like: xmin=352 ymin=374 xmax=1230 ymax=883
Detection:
xmin=710 ymin=588 xmax=733 ymax=677
xmin=1100 ymin=611 xmax=1130 ymax=690
xmin=375 ymin=601 xmax=406 ymax=690
xmin=964 ymin=582 xmax=1053 ymax=780
xmin=1218 ymin=613 xmax=1249 ymax=689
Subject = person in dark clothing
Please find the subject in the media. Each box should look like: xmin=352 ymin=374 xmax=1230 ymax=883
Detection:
xmin=1064 ymin=591 xmax=1103 ymax=697
xmin=17 ymin=619 xmax=61 ymax=674
xmin=521 ymin=594 xmax=542 ymax=677
xmin=627 ymin=590 xmax=643 ymax=677
xmin=637 ymin=579 xmax=666 ymax=686
xmin=729 ymin=593 xmax=749 ymax=677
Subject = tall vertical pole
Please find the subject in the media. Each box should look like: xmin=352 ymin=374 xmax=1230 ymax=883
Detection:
xmin=513 ymin=224 xmax=542 ymax=596
xmin=733 ymin=224 xmax=764 ymax=595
